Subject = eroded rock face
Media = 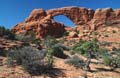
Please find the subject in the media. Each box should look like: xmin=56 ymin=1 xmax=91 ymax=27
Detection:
xmin=12 ymin=6 xmax=120 ymax=39
xmin=0 ymin=37 xmax=27 ymax=50
xmin=25 ymin=9 xmax=47 ymax=23
xmin=89 ymin=8 xmax=120 ymax=30
xmin=47 ymin=7 xmax=94 ymax=25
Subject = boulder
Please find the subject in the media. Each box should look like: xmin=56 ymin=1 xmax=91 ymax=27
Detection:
xmin=68 ymin=31 xmax=78 ymax=38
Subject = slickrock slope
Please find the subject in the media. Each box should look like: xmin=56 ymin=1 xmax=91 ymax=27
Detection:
xmin=12 ymin=6 xmax=120 ymax=39
xmin=0 ymin=38 xmax=26 ymax=50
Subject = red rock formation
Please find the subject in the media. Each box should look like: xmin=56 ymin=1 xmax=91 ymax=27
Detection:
xmin=47 ymin=7 xmax=94 ymax=25
xmin=12 ymin=6 xmax=120 ymax=39
xmin=25 ymin=9 xmax=47 ymax=23
xmin=89 ymin=8 xmax=120 ymax=30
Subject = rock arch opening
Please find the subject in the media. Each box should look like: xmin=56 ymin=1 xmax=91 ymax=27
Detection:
xmin=53 ymin=15 xmax=75 ymax=27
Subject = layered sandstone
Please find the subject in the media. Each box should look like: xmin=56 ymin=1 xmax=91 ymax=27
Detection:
xmin=0 ymin=38 xmax=27 ymax=50
xmin=12 ymin=6 xmax=120 ymax=39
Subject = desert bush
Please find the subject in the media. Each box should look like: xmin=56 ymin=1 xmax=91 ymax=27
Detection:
xmin=54 ymin=43 xmax=70 ymax=51
xmin=15 ymin=33 xmax=26 ymax=41
xmin=42 ymin=36 xmax=58 ymax=48
xmin=42 ymin=36 xmax=66 ymax=57
xmin=112 ymin=30 xmax=116 ymax=33
xmin=70 ymin=39 xmax=112 ymax=71
xmin=15 ymin=32 xmax=33 ymax=42
xmin=7 ymin=46 xmax=50 ymax=75
xmin=65 ymin=56 xmax=85 ymax=69
xmin=15 ymin=30 xmax=36 ymax=42
xmin=102 ymin=56 xmax=120 ymax=69
xmin=70 ymin=39 xmax=86 ymax=55
xmin=0 ymin=26 xmax=15 ymax=39
xmin=63 ymin=31 xmax=69 ymax=36
xmin=0 ymin=49 xmax=7 ymax=56
xmin=51 ymin=46 xmax=64 ymax=58
xmin=96 ymin=48 xmax=109 ymax=57
xmin=111 ymin=48 xmax=120 ymax=57
xmin=102 ymin=55 xmax=112 ymax=66
xmin=71 ymin=39 xmax=99 ymax=57
xmin=70 ymin=39 xmax=120 ymax=71
xmin=110 ymin=57 xmax=120 ymax=68
xmin=46 ymin=48 xmax=54 ymax=68
xmin=104 ymin=34 xmax=109 ymax=37
xmin=42 ymin=36 xmax=67 ymax=67
xmin=100 ymin=47 xmax=120 ymax=69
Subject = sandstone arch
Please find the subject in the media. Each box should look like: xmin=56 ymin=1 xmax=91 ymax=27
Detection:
xmin=47 ymin=7 xmax=95 ymax=25
xmin=12 ymin=6 xmax=120 ymax=39
xmin=25 ymin=7 xmax=94 ymax=25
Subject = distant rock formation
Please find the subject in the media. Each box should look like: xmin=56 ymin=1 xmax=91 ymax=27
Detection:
xmin=12 ymin=6 xmax=120 ymax=39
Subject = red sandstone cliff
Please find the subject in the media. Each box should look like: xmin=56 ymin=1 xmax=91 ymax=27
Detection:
xmin=12 ymin=6 xmax=120 ymax=39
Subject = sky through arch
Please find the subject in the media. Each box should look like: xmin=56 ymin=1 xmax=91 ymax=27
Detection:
xmin=54 ymin=15 xmax=75 ymax=27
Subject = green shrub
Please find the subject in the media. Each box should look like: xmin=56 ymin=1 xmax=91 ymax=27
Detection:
xmin=101 ymin=48 xmax=120 ymax=69
xmin=46 ymin=48 xmax=54 ymax=68
xmin=65 ymin=56 xmax=85 ymax=69
xmin=15 ymin=30 xmax=36 ymax=42
xmin=52 ymin=46 xmax=64 ymax=57
xmin=54 ymin=43 xmax=70 ymax=51
xmin=112 ymin=30 xmax=116 ymax=33
xmin=111 ymin=47 xmax=120 ymax=56
xmin=96 ymin=48 xmax=109 ymax=57
xmin=71 ymin=39 xmax=99 ymax=57
xmin=42 ymin=36 xmax=67 ymax=58
xmin=63 ymin=31 xmax=69 ymax=36
xmin=0 ymin=26 xmax=15 ymax=39
xmin=7 ymin=46 xmax=50 ymax=75
xmin=70 ymin=39 xmax=112 ymax=71
xmin=71 ymin=39 xmax=120 ymax=71
xmin=102 ymin=56 xmax=112 ymax=66
xmin=104 ymin=34 xmax=109 ymax=37
xmin=102 ymin=56 xmax=120 ymax=69
xmin=42 ymin=36 xmax=58 ymax=48
xmin=113 ymin=57 xmax=120 ymax=68
xmin=70 ymin=39 xmax=86 ymax=54
xmin=15 ymin=33 xmax=26 ymax=41
xmin=0 ymin=49 xmax=7 ymax=56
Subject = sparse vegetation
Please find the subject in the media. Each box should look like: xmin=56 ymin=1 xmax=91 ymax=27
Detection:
xmin=0 ymin=26 xmax=15 ymax=39
xmin=42 ymin=36 xmax=66 ymax=58
xmin=104 ymin=34 xmax=109 ymax=37
xmin=0 ymin=49 xmax=7 ymax=56
xmin=7 ymin=46 xmax=48 ymax=75
xmin=70 ymin=38 xmax=120 ymax=71
xmin=51 ymin=46 xmax=64 ymax=58
xmin=71 ymin=39 xmax=100 ymax=71
xmin=65 ymin=56 xmax=85 ymax=69
xmin=112 ymin=30 xmax=116 ymax=33
xmin=1 ymin=5 xmax=120 ymax=78
xmin=6 ymin=35 xmax=67 ymax=75
xmin=63 ymin=31 xmax=69 ymax=36
xmin=102 ymin=56 xmax=120 ymax=69
xmin=15 ymin=30 xmax=36 ymax=42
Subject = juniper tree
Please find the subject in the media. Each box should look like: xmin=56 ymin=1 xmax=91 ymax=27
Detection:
xmin=71 ymin=39 xmax=101 ymax=71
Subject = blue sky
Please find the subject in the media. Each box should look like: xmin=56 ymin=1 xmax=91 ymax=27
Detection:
xmin=0 ymin=0 xmax=120 ymax=28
